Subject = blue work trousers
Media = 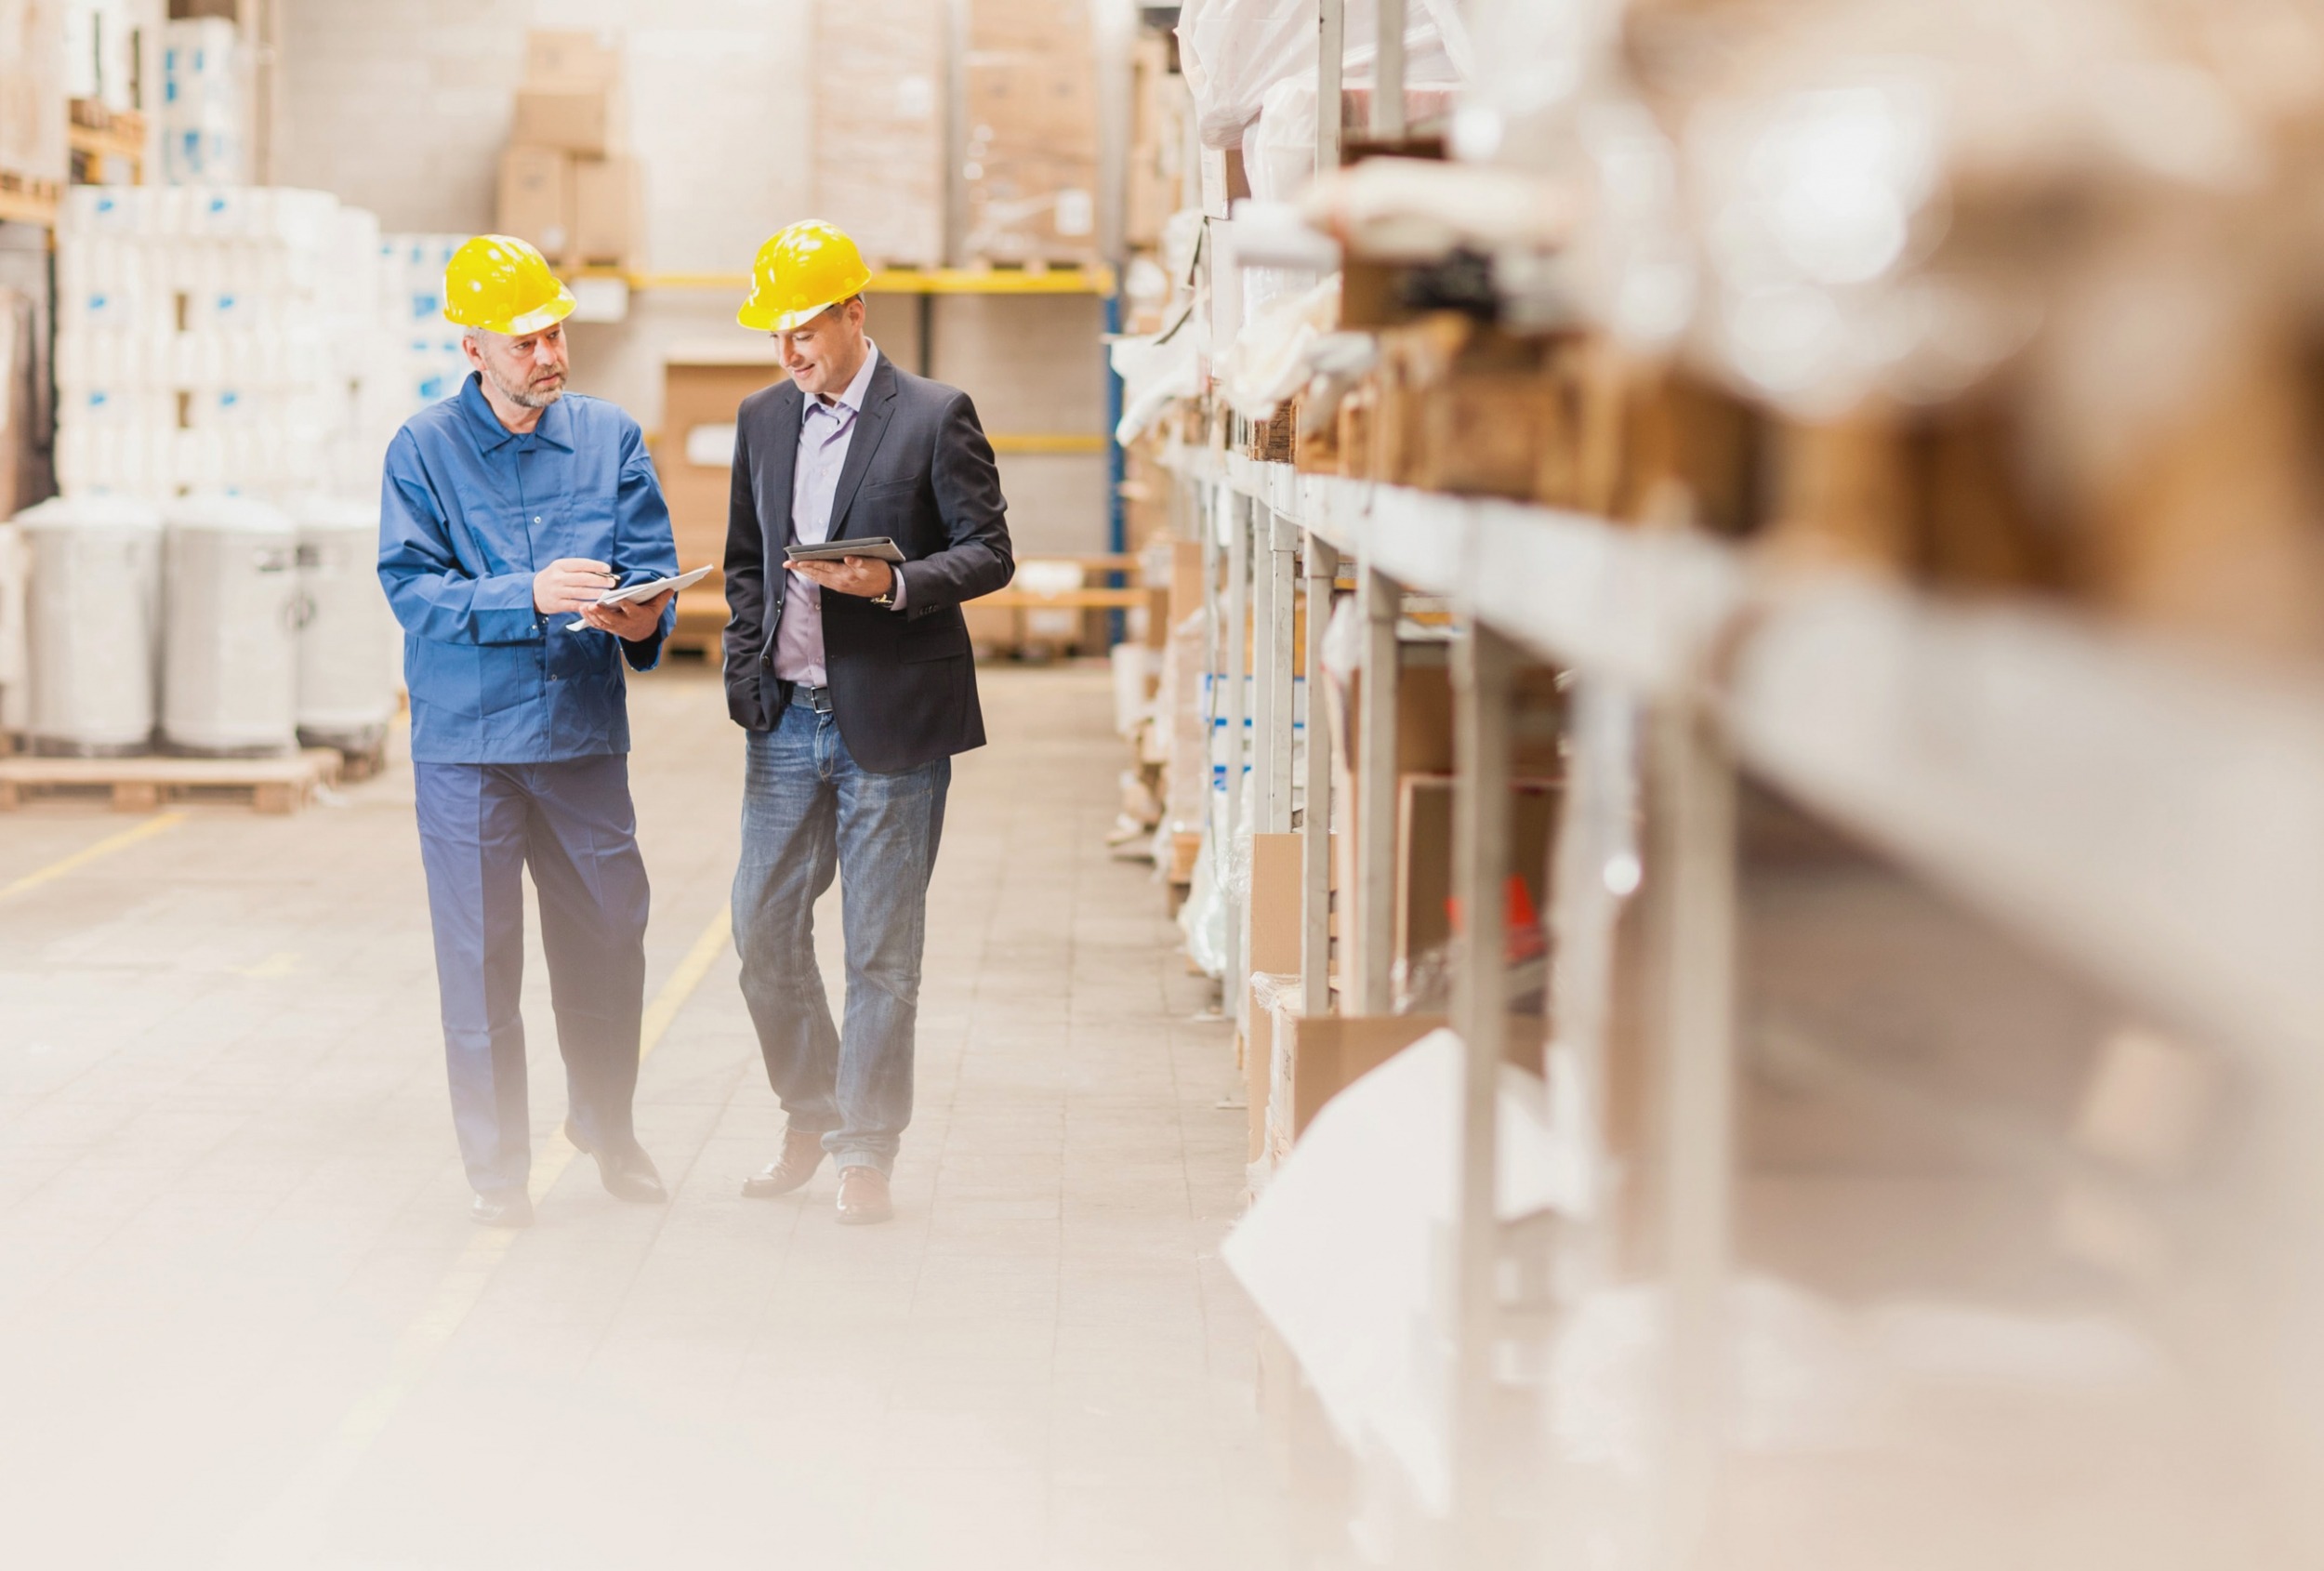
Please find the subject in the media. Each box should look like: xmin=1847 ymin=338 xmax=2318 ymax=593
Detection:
xmin=415 ymin=754 xmax=651 ymax=1194
xmin=733 ymin=688 xmax=949 ymax=1174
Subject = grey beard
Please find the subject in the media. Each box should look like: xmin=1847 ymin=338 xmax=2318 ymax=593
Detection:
xmin=489 ymin=367 xmax=564 ymax=410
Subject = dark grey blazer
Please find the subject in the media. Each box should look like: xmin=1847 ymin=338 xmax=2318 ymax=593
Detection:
xmin=720 ymin=353 xmax=1014 ymax=772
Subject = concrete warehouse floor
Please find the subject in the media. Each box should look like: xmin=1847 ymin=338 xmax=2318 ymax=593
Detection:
xmin=0 ymin=662 xmax=1299 ymax=1571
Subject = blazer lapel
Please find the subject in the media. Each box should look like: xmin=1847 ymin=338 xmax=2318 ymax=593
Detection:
xmin=764 ymin=382 xmax=804 ymax=548
xmin=828 ymin=356 xmax=900 ymax=542
xmin=762 ymin=383 xmax=809 ymax=618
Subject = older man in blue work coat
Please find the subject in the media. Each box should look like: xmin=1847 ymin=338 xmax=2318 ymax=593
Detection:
xmin=378 ymin=236 xmax=681 ymax=1227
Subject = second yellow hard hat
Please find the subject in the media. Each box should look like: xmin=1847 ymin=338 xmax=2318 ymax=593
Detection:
xmin=442 ymin=234 xmax=575 ymax=337
xmin=738 ymin=220 xmax=874 ymax=333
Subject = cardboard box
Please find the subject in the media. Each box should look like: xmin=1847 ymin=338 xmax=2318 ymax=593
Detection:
xmin=525 ymin=29 xmax=620 ymax=91
xmin=965 ymin=59 xmax=1098 ymax=154
xmin=1394 ymin=773 xmax=1559 ymax=978
xmin=965 ymin=155 xmax=1101 ymax=262
xmin=660 ymin=350 xmax=788 ymax=572
xmin=497 ymin=145 xmax=574 ymax=264
xmin=514 ymin=86 xmax=623 ymax=156
xmin=813 ymin=0 xmax=944 ymax=269
xmin=969 ymin=0 xmax=1092 ymax=54
xmin=570 ymin=155 xmax=639 ymax=267
xmin=1339 ymin=659 xmax=1565 ymax=795
xmin=1245 ymin=831 xmax=1340 ymax=1160
xmin=1167 ymin=539 xmax=1204 ymax=629
xmin=1126 ymin=33 xmax=1185 ymax=251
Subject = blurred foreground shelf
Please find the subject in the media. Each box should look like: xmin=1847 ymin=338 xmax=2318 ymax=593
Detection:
xmin=1179 ymin=448 xmax=2324 ymax=1063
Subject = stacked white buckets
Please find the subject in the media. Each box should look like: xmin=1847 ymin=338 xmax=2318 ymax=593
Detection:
xmin=11 ymin=493 xmax=394 ymax=759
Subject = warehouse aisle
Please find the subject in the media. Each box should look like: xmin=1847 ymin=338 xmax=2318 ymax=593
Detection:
xmin=0 ymin=663 xmax=1296 ymax=1571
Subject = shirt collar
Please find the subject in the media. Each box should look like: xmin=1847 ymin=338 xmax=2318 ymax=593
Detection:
xmin=458 ymin=370 xmax=575 ymax=453
xmin=808 ymin=341 xmax=880 ymax=420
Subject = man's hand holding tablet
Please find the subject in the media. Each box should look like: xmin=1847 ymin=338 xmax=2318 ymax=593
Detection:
xmin=565 ymin=564 xmax=715 ymax=633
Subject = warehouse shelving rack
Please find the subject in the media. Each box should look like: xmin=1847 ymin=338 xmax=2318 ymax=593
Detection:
xmin=1171 ymin=438 xmax=2324 ymax=1559
xmin=1170 ymin=0 xmax=2324 ymax=1553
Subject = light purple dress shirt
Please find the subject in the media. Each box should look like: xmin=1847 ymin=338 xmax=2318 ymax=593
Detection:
xmin=773 ymin=342 xmax=904 ymax=685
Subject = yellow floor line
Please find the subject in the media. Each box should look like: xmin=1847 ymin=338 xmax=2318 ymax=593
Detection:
xmin=0 ymin=812 xmax=187 ymax=906
xmin=219 ymin=904 xmax=734 ymax=1569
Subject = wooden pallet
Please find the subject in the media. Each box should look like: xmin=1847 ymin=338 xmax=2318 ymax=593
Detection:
xmin=0 ymin=167 xmax=60 ymax=227
xmin=0 ymin=748 xmax=343 ymax=814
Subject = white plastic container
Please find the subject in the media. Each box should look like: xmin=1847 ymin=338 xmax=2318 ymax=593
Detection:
xmin=15 ymin=495 xmax=165 ymax=756
xmin=161 ymin=493 xmax=298 ymax=756
xmin=290 ymin=495 xmax=394 ymax=751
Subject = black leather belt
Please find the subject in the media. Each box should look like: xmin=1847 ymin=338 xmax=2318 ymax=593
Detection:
xmin=790 ymin=682 xmax=834 ymax=713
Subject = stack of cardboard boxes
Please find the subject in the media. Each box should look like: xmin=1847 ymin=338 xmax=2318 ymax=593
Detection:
xmin=812 ymin=0 xmax=944 ymax=270
xmin=655 ymin=344 xmax=788 ymax=646
xmin=964 ymin=0 xmax=1101 ymax=269
xmin=496 ymin=31 xmax=639 ymax=273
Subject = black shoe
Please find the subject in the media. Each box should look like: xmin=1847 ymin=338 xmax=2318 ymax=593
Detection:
xmin=565 ymin=1117 xmax=668 ymax=1205
xmin=471 ymin=1187 xmax=534 ymax=1227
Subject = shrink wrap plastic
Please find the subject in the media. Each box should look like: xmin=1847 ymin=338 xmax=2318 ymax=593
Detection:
xmin=54 ymin=189 xmax=404 ymax=504
xmin=1450 ymin=0 xmax=2324 ymax=421
xmin=159 ymin=18 xmax=246 ymax=187
xmin=1177 ymin=0 xmax=1473 ymax=153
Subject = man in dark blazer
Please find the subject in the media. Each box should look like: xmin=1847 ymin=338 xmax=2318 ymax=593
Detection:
xmin=721 ymin=221 xmax=1013 ymax=1224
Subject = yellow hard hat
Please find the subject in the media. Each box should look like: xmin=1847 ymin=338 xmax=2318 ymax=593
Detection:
xmin=737 ymin=220 xmax=874 ymax=333
xmin=442 ymin=234 xmax=576 ymax=337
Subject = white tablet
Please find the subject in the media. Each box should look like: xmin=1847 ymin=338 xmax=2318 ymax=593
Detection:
xmin=563 ymin=564 xmax=714 ymax=630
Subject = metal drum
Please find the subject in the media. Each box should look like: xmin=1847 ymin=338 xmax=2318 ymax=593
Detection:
xmin=160 ymin=493 xmax=299 ymax=756
xmin=291 ymin=495 xmax=394 ymax=753
xmin=15 ymin=495 xmax=165 ymax=756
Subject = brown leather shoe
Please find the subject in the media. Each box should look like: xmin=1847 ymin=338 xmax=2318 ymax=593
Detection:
xmin=741 ymin=1127 xmax=828 ymax=1199
xmin=835 ymin=1165 xmax=893 ymax=1225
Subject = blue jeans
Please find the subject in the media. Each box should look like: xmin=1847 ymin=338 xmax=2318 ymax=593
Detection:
xmin=733 ymin=688 xmax=949 ymax=1173
xmin=414 ymin=755 xmax=651 ymax=1194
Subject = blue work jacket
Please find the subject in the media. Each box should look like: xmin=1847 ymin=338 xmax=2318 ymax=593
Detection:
xmin=378 ymin=374 xmax=680 ymax=764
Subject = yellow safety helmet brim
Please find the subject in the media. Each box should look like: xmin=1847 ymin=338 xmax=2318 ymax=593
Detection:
xmin=736 ymin=220 xmax=874 ymax=334
xmin=736 ymin=293 xmax=852 ymax=334
xmin=499 ymin=284 xmax=578 ymax=337
xmin=442 ymin=234 xmax=578 ymax=337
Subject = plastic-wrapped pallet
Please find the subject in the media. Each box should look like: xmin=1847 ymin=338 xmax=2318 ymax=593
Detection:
xmin=160 ymin=493 xmax=298 ymax=757
xmin=812 ymin=0 xmax=944 ymax=269
xmin=15 ymin=495 xmax=164 ymax=756
xmin=1175 ymin=0 xmax=1473 ymax=152
xmin=62 ymin=0 xmax=138 ymax=112
xmin=964 ymin=0 xmax=1101 ymax=267
xmin=0 ymin=0 xmax=69 ymax=188
xmin=55 ymin=186 xmax=385 ymax=502
xmin=379 ymin=234 xmax=474 ymax=418
xmin=159 ymin=17 xmax=246 ymax=187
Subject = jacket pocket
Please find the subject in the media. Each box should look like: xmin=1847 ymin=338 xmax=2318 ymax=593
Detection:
xmin=724 ymin=669 xmax=771 ymax=729
xmin=899 ymin=613 xmax=971 ymax=664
